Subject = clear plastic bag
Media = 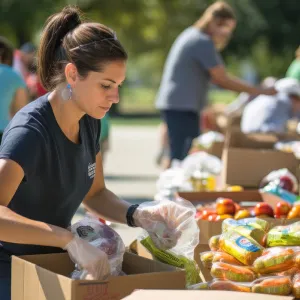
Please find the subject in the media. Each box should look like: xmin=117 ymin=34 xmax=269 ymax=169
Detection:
xmin=211 ymin=261 xmax=257 ymax=282
xmin=252 ymin=276 xmax=292 ymax=295
xmin=219 ymin=230 xmax=264 ymax=266
xmin=137 ymin=197 xmax=200 ymax=286
xmin=192 ymin=131 xmax=225 ymax=150
xmin=260 ymin=168 xmax=298 ymax=193
xmin=70 ymin=215 xmax=125 ymax=279
xmin=253 ymin=247 xmax=297 ymax=274
xmin=267 ymin=221 xmax=300 ymax=247
xmin=181 ymin=151 xmax=222 ymax=177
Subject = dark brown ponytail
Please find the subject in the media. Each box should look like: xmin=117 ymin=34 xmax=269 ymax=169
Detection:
xmin=38 ymin=6 xmax=127 ymax=91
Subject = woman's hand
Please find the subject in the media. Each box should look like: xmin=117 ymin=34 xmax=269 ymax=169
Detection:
xmin=133 ymin=200 xmax=194 ymax=250
xmin=64 ymin=236 xmax=110 ymax=280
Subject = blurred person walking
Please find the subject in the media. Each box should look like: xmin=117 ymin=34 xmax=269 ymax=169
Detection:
xmin=0 ymin=37 xmax=29 ymax=142
xmin=155 ymin=1 xmax=276 ymax=168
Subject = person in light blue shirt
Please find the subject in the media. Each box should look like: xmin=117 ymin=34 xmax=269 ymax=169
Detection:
xmin=0 ymin=37 xmax=29 ymax=140
xmin=241 ymin=78 xmax=300 ymax=133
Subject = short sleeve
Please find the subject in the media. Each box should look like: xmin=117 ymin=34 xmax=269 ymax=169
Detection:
xmin=0 ymin=127 xmax=43 ymax=179
xmin=194 ymin=39 xmax=223 ymax=70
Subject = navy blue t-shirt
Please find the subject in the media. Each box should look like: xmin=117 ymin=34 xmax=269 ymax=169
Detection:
xmin=0 ymin=94 xmax=101 ymax=258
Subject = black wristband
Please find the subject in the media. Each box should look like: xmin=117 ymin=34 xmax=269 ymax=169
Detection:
xmin=126 ymin=204 xmax=140 ymax=227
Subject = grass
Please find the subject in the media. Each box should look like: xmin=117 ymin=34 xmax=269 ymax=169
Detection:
xmin=111 ymin=117 xmax=161 ymax=126
xmin=120 ymin=86 xmax=237 ymax=113
xmin=113 ymin=87 xmax=238 ymax=126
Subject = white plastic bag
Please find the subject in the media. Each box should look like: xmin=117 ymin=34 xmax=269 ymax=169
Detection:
xmin=70 ymin=215 xmax=125 ymax=279
xmin=181 ymin=151 xmax=222 ymax=177
xmin=260 ymin=168 xmax=298 ymax=193
xmin=193 ymin=131 xmax=225 ymax=149
xmin=137 ymin=197 xmax=199 ymax=259
xmin=137 ymin=197 xmax=200 ymax=286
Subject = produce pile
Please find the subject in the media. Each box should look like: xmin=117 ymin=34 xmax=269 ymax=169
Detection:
xmin=193 ymin=217 xmax=300 ymax=296
xmin=196 ymin=197 xmax=300 ymax=221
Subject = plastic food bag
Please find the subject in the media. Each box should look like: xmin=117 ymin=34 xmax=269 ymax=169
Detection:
xmin=232 ymin=225 xmax=265 ymax=246
xmin=140 ymin=236 xmax=200 ymax=286
xmin=209 ymin=235 xmax=221 ymax=251
xmin=253 ymin=247 xmax=296 ymax=274
xmin=181 ymin=152 xmax=222 ymax=177
xmin=219 ymin=231 xmax=264 ymax=266
xmin=191 ymin=131 xmax=225 ymax=150
xmin=267 ymin=221 xmax=300 ymax=247
xmin=251 ymin=276 xmax=292 ymax=295
xmin=222 ymin=218 xmax=269 ymax=233
xmin=209 ymin=279 xmax=252 ymax=293
xmin=212 ymin=251 xmax=244 ymax=266
xmin=138 ymin=198 xmax=200 ymax=286
xmin=188 ymin=282 xmax=210 ymax=290
xmin=211 ymin=262 xmax=257 ymax=282
xmin=260 ymin=168 xmax=298 ymax=193
xmin=200 ymin=251 xmax=215 ymax=268
xmin=71 ymin=215 xmax=125 ymax=279
xmin=293 ymin=273 xmax=300 ymax=298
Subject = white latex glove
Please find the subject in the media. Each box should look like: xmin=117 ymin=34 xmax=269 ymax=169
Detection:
xmin=133 ymin=199 xmax=194 ymax=250
xmin=64 ymin=236 xmax=110 ymax=280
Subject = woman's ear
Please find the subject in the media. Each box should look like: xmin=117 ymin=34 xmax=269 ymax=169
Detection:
xmin=65 ymin=63 xmax=78 ymax=85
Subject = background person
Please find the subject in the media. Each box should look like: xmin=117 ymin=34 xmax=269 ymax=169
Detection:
xmin=155 ymin=1 xmax=276 ymax=168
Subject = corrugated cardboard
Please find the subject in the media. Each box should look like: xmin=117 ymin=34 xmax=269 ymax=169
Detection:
xmin=222 ymin=129 xmax=300 ymax=188
xmin=123 ymin=290 xmax=294 ymax=300
xmin=12 ymin=252 xmax=186 ymax=300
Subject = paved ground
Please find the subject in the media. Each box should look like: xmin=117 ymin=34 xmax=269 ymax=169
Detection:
xmin=72 ymin=125 xmax=161 ymax=245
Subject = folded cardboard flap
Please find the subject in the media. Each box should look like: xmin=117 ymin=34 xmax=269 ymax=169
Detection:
xmin=123 ymin=290 xmax=294 ymax=300
xmin=20 ymin=252 xmax=74 ymax=276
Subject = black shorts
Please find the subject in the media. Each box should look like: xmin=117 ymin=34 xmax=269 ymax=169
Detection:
xmin=161 ymin=110 xmax=199 ymax=161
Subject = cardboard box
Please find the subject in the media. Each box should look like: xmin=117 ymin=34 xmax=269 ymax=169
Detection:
xmin=222 ymin=129 xmax=300 ymax=188
xmin=123 ymin=290 xmax=294 ymax=300
xmin=12 ymin=252 xmax=186 ymax=300
xmin=178 ymin=190 xmax=262 ymax=204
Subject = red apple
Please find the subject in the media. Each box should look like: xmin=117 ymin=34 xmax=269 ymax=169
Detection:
xmin=234 ymin=203 xmax=241 ymax=212
xmin=275 ymin=202 xmax=292 ymax=217
xmin=199 ymin=209 xmax=215 ymax=220
xmin=254 ymin=203 xmax=274 ymax=217
xmin=216 ymin=198 xmax=236 ymax=215
xmin=278 ymin=176 xmax=294 ymax=192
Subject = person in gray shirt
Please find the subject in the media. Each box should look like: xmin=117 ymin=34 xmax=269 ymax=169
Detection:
xmin=241 ymin=78 xmax=300 ymax=133
xmin=155 ymin=1 xmax=276 ymax=168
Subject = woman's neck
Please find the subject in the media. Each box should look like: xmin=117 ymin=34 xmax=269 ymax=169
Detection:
xmin=48 ymin=88 xmax=85 ymax=143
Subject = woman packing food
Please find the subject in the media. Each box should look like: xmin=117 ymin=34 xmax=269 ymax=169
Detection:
xmin=0 ymin=6 xmax=186 ymax=299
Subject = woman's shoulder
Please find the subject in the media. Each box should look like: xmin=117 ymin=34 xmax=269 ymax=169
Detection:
xmin=5 ymin=94 xmax=51 ymax=136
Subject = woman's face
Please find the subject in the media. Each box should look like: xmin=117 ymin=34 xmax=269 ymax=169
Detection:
xmin=67 ymin=60 xmax=126 ymax=119
xmin=208 ymin=18 xmax=236 ymax=50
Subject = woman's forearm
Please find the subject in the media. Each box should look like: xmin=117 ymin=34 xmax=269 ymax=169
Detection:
xmin=83 ymin=188 xmax=130 ymax=224
xmin=0 ymin=206 xmax=73 ymax=248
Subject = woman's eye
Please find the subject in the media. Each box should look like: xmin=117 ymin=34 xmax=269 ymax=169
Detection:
xmin=101 ymin=84 xmax=111 ymax=90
